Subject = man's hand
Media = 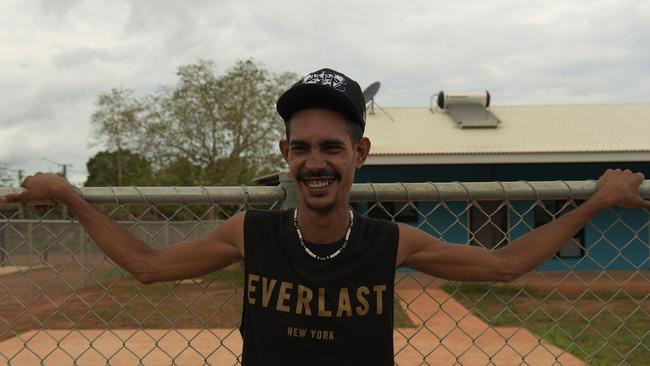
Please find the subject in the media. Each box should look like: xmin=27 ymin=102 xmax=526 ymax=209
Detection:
xmin=0 ymin=172 xmax=76 ymax=206
xmin=592 ymin=169 xmax=650 ymax=209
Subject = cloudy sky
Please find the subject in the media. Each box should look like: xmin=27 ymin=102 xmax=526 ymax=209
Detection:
xmin=1 ymin=0 xmax=649 ymax=186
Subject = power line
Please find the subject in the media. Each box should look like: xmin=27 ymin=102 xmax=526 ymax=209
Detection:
xmin=41 ymin=157 xmax=73 ymax=180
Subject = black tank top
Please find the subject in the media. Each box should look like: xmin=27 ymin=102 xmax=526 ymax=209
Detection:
xmin=241 ymin=209 xmax=399 ymax=366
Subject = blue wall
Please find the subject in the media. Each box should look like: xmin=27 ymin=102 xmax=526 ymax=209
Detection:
xmin=355 ymin=162 xmax=650 ymax=271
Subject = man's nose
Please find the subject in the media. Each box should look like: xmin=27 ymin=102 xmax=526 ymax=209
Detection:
xmin=305 ymin=150 xmax=327 ymax=170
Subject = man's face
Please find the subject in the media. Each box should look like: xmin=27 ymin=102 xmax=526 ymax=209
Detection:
xmin=280 ymin=109 xmax=370 ymax=213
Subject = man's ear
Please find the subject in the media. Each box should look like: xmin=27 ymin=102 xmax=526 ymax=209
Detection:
xmin=354 ymin=137 xmax=371 ymax=169
xmin=279 ymin=139 xmax=290 ymax=163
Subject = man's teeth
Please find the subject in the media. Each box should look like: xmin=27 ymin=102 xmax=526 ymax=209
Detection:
xmin=305 ymin=179 xmax=334 ymax=188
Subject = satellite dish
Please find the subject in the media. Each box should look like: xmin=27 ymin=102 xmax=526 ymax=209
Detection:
xmin=363 ymin=81 xmax=381 ymax=103
xmin=361 ymin=81 xmax=393 ymax=121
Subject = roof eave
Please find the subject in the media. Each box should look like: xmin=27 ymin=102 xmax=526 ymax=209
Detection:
xmin=365 ymin=152 xmax=650 ymax=165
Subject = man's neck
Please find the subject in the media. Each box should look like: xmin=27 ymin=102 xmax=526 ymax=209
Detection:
xmin=296 ymin=203 xmax=351 ymax=244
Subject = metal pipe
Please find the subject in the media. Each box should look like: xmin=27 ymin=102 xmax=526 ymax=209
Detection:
xmin=349 ymin=181 xmax=613 ymax=202
xmin=0 ymin=186 xmax=286 ymax=205
xmin=0 ymin=180 xmax=648 ymax=205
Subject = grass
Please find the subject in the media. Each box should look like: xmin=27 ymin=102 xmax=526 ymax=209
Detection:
xmin=394 ymin=296 xmax=415 ymax=327
xmin=441 ymin=282 xmax=649 ymax=366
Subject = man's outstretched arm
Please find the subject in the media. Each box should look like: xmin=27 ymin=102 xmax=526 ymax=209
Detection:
xmin=397 ymin=169 xmax=650 ymax=282
xmin=0 ymin=173 xmax=244 ymax=284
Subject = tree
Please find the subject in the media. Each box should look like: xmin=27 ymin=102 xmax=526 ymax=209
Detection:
xmin=154 ymin=157 xmax=204 ymax=186
xmin=84 ymin=150 xmax=154 ymax=187
xmin=141 ymin=59 xmax=296 ymax=185
xmin=89 ymin=88 xmax=145 ymax=186
xmin=89 ymin=59 xmax=296 ymax=186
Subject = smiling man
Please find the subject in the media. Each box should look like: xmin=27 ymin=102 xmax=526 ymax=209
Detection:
xmin=2 ymin=68 xmax=649 ymax=366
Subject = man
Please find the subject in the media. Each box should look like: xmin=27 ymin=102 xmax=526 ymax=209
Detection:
xmin=2 ymin=68 xmax=649 ymax=365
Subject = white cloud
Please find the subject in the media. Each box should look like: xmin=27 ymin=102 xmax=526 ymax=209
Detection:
xmin=0 ymin=0 xmax=648 ymax=185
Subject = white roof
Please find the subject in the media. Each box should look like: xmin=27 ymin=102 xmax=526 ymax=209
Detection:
xmin=364 ymin=103 xmax=650 ymax=165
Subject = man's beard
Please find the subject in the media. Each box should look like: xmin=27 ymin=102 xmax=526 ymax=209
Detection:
xmin=303 ymin=195 xmax=338 ymax=213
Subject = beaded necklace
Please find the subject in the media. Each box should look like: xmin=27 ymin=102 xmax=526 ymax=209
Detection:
xmin=293 ymin=207 xmax=354 ymax=261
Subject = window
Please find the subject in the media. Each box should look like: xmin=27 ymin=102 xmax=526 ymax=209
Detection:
xmin=366 ymin=202 xmax=418 ymax=223
xmin=469 ymin=201 xmax=509 ymax=249
xmin=534 ymin=200 xmax=585 ymax=258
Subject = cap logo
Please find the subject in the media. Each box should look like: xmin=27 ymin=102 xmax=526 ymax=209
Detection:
xmin=303 ymin=71 xmax=348 ymax=92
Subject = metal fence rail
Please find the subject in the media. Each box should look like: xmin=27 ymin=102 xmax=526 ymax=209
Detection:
xmin=0 ymin=180 xmax=648 ymax=365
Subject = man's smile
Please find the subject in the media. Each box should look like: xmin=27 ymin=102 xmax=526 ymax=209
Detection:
xmin=303 ymin=178 xmax=336 ymax=189
xmin=298 ymin=169 xmax=340 ymax=193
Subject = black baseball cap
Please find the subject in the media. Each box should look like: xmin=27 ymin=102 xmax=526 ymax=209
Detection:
xmin=276 ymin=68 xmax=366 ymax=132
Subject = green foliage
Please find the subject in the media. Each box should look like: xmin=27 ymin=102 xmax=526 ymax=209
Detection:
xmin=90 ymin=88 xmax=145 ymax=186
xmin=88 ymin=59 xmax=296 ymax=186
xmin=153 ymin=157 xmax=199 ymax=186
xmin=90 ymin=88 xmax=144 ymax=151
xmin=84 ymin=149 xmax=154 ymax=186
xmin=442 ymin=282 xmax=649 ymax=365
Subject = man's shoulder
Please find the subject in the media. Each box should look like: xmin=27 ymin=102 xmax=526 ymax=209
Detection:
xmin=243 ymin=208 xmax=291 ymax=226
xmin=244 ymin=208 xmax=288 ymax=218
xmin=357 ymin=214 xmax=398 ymax=229
xmin=356 ymin=214 xmax=399 ymax=242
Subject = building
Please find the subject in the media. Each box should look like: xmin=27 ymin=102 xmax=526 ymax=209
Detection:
xmin=355 ymin=101 xmax=650 ymax=271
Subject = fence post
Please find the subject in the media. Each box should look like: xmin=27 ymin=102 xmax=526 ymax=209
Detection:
xmin=278 ymin=172 xmax=298 ymax=210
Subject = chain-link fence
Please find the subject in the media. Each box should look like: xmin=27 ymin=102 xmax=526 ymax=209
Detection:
xmin=0 ymin=181 xmax=648 ymax=365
